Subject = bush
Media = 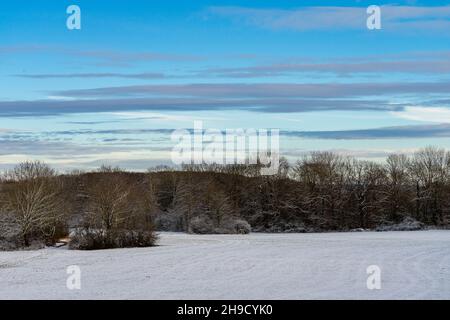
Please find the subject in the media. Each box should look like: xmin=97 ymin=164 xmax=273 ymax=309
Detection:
xmin=189 ymin=215 xmax=215 ymax=234
xmin=0 ymin=211 xmax=65 ymax=250
xmin=376 ymin=217 xmax=425 ymax=232
xmin=189 ymin=216 xmax=251 ymax=234
xmin=0 ymin=214 xmax=28 ymax=250
xmin=252 ymin=220 xmax=308 ymax=233
xmin=69 ymin=229 xmax=158 ymax=250
xmin=224 ymin=218 xmax=251 ymax=234
xmin=154 ymin=210 xmax=184 ymax=231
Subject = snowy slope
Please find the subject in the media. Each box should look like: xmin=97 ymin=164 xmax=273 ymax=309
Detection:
xmin=0 ymin=231 xmax=449 ymax=299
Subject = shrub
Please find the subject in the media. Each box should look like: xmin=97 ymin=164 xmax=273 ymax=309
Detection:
xmin=154 ymin=210 xmax=184 ymax=231
xmin=232 ymin=219 xmax=252 ymax=234
xmin=69 ymin=228 xmax=158 ymax=250
xmin=189 ymin=216 xmax=251 ymax=234
xmin=189 ymin=215 xmax=215 ymax=234
xmin=0 ymin=214 xmax=21 ymax=251
xmin=0 ymin=214 xmax=47 ymax=251
xmin=376 ymin=217 xmax=425 ymax=232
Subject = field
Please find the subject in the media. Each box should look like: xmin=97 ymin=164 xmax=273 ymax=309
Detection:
xmin=0 ymin=231 xmax=449 ymax=299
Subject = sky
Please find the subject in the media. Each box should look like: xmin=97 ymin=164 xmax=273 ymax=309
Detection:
xmin=1 ymin=0 xmax=450 ymax=171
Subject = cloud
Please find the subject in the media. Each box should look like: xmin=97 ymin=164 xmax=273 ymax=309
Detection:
xmin=202 ymin=60 xmax=450 ymax=78
xmin=0 ymin=139 xmax=121 ymax=156
xmin=41 ymin=128 xmax=175 ymax=136
xmin=0 ymin=45 xmax=203 ymax=67
xmin=0 ymin=80 xmax=449 ymax=116
xmin=4 ymin=121 xmax=450 ymax=171
xmin=3 ymin=81 xmax=450 ymax=116
xmin=281 ymin=148 xmax=414 ymax=159
xmin=207 ymin=6 xmax=366 ymax=31
xmin=9 ymin=121 xmax=450 ymax=143
xmin=13 ymin=72 xmax=166 ymax=79
xmin=53 ymin=82 xmax=450 ymax=99
xmin=0 ymin=97 xmax=402 ymax=116
xmin=283 ymin=123 xmax=450 ymax=139
xmin=72 ymin=50 xmax=203 ymax=66
xmin=207 ymin=5 xmax=450 ymax=32
xmin=0 ymin=45 xmax=49 ymax=55
xmin=391 ymin=106 xmax=450 ymax=123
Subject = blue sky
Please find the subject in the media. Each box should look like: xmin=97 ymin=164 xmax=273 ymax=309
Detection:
xmin=1 ymin=0 xmax=450 ymax=170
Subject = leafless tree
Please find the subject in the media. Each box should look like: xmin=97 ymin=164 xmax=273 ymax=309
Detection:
xmin=204 ymin=183 xmax=233 ymax=228
xmin=1 ymin=161 xmax=64 ymax=246
xmin=409 ymin=146 xmax=450 ymax=224
xmin=383 ymin=154 xmax=411 ymax=222
xmin=85 ymin=174 xmax=130 ymax=231
xmin=172 ymin=172 xmax=202 ymax=231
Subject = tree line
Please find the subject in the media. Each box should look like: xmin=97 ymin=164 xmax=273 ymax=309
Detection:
xmin=1 ymin=146 xmax=449 ymax=250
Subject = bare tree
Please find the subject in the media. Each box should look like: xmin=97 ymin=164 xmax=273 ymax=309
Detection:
xmin=1 ymin=161 xmax=64 ymax=246
xmin=383 ymin=154 xmax=411 ymax=222
xmin=293 ymin=152 xmax=351 ymax=229
xmin=204 ymin=183 xmax=233 ymax=228
xmin=6 ymin=161 xmax=55 ymax=181
xmin=85 ymin=174 xmax=130 ymax=231
xmin=172 ymin=172 xmax=201 ymax=231
xmin=409 ymin=146 xmax=450 ymax=224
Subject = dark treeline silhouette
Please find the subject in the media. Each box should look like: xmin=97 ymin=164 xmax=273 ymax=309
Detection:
xmin=1 ymin=146 xmax=449 ymax=250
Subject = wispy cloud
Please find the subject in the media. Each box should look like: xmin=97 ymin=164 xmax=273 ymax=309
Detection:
xmin=0 ymin=45 xmax=203 ymax=67
xmin=281 ymin=148 xmax=417 ymax=159
xmin=13 ymin=72 xmax=166 ymax=79
xmin=0 ymin=140 xmax=172 ymax=171
xmin=0 ymin=97 xmax=402 ymax=116
xmin=202 ymin=59 xmax=450 ymax=78
xmin=53 ymin=82 xmax=450 ymax=99
xmin=208 ymin=5 xmax=450 ymax=32
xmin=391 ymin=106 xmax=450 ymax=123
xmin=283 ymin=124 xmax=450 ymax=139
xmin=73 ymin=49 xmax=203 ymax=67
xmin=2 ymin=81 xmax=450 ymax=116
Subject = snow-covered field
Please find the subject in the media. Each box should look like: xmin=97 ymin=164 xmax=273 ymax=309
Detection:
xmin=0 ymin=231 xmax=449 ymax=299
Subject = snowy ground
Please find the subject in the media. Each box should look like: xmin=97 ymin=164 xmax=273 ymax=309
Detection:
xmin=0 ymin=231 xmax=449 ymax=299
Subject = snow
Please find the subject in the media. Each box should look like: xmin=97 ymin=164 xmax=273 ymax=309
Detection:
xmin=0 ymin=231 xmax=449 ymax=299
